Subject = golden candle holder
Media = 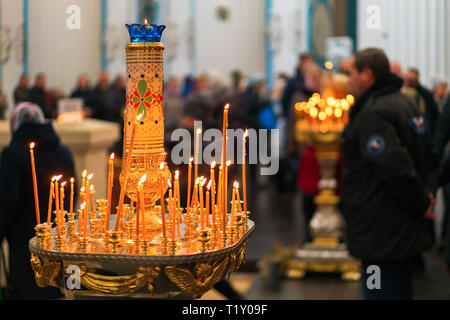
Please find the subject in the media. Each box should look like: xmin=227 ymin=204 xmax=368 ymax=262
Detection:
xmin=54 ymin=210 xmax=67 ymax=238
xmin=34 ymin=223 xmax=52 ymax=249
xmin=196 ymin=227 xmax=211 ymax=253
xmin=55 ymin=235 xmax=66 ymax=252
xmin=235 ymin=214 xmax=244 ymax=241
xmin=77 ymin=236 xmax=89 ymax=253
xmin=107 ymin=230 xmax=124 ymax=254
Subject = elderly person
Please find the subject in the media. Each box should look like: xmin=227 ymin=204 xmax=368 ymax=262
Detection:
xmin=0 ymin=103 xmax=75 ymax=299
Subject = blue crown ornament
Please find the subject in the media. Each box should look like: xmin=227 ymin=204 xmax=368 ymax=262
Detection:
xmin=125 ymin=23 xmax=166 ymax=43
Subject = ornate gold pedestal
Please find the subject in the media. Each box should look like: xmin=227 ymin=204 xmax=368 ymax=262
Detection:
xmin=29 ymin=217 xmax=254 ymax=299
xmin=290 ymin=129 xmax=361 ymax=281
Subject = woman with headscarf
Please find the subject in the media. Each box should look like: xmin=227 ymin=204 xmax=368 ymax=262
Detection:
xmin=0 ymin=102 xmax=75 ymax=299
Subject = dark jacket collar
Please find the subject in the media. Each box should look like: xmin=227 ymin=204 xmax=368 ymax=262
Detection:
xmin=350 ymin=73 xmax=404 ymax=119
xmin=12 ymin=122 xmax=60 ymax=151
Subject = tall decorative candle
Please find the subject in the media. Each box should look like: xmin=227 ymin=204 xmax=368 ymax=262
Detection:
xmin=29 ymin=142 xmax=40 ymax=225
xmin=124 ymin=22 xmax=170 ymax=232
xmin=210 ymin=161 xmax=216 ymax=225
xmin=90 ymin=185 xmax=95 ymax=214
xmin=81 ymin=202 xmax=87 ymax=237
xmin=81 ymin=170 xmax=87 ymax=191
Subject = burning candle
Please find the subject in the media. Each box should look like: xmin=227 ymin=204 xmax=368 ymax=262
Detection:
xmin=168 ymin=179 xmax=175 ymax=240
xmin=159 ymin=162 xmax=166 ymax=238
xmin=85 ymin=174 xmax=93 ymax=216
xmin=115 ymin=114 xmax=142 ymax=231
xmin=206 ymin=180 xmax=212 ymax=228
xmin=210 ymin=161 xmax=216 ymax=225
xmin=217 ymin=165 xmax=223 ymax=225
xmin=81 ymin=202 xmax=87 ymax=237
xmin=90 ymin=185 xmax=95 ymax=214
xmin=106 ymin=153 xmax=114 ymax=231
xmin=191 ymin=177 xmax=200 ymax=209
xmin=70 ymin=178 xmax=74 ymax=216
xmin=236 ymin=182 xmax=243 ymax=215
xmin=221 ymin=104 xmax=229 ymax=235
xmin=47 ymin=176 xmax=55 ymax=223
xmin=187 ymin=157 xmax=193 ymax=210
xmin=81 ymin=170 xmax=87 ymax=191
xmin=80 ymin=187 xmax=86 ymax=204
xmin=243 ymin=129 xmax=248 ymax=216
xmin=194 ymin=129 xmax=201 ymax=183
xmin=199 ymin=178 xmax=206 ymax=229
xmin=60 ymin=181 xmax=67 ymax=214
xmin=54 ymin=175 xmax=62 ymax=237
xmin=224 ymin=160 xmax=231 ymax=215
xmin=29 ymin=142 xmax=40 ymax=225
xmin=232 ymin=181 xmax=239 ymax=227
xmin=174 ymin=170 xmax=180 ymax=211
xmin=138 ymin=174 xmax=147 ymax=241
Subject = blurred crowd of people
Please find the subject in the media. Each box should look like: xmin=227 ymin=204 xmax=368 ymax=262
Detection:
xmin=0 ymin=48 xmax=449 ymax=300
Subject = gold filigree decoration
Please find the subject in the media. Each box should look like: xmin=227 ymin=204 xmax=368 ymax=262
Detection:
xmin=30 ymin=254 xmax=61 ymax=288
xmin=165 ymin=257 xmax=229 ymax=296
xmin=228 ymin=241 xmax=247 ymax=279
xmin=79 ymin=265 xmax=160 ymax=295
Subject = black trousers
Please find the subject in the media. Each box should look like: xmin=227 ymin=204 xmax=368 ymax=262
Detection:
xmin=361 ymin=258 xmax=413 ymax=300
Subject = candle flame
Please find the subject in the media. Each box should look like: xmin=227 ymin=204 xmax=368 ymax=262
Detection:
xmin=174 ymin=170 xmax=179 ymax=179
xmin=211 ymin=161 xmax=216 ymax=169
xmin=70 ymin=178 xmax=74 ymax=183
xmin=233 ymin=181 xmax=239 ymax=189
xmin=195 ymin=177 xmax=200 ymax=185
xmin=87 ymin=173 xmax=94 ymax=180
xmin=167 ymin=179 xmax=172 ymax=188
xmin=196 ymin=128 xmax=202 ymax=135
xmin=207 ymin=180 xmax=212 ymax=190
xmin=144 ymin=19 xmax=148 ymax=24
xmin=110 ymin=153 xmax=115 ymax=160
xmin=244 ymin=129 xmax=249 ymax=138
xmin=61 ymin=181 xmax=67 ymax=188
xmin=224 ymin=103 xmax=230 ymax=110
xmin=201 ymin=178 xmax=207 ymax=187
xmin=51 ymin=176 xmax=56 ymax=182
xmin=189 ymin=157 xmax=194 ymax=163
xmin=29 ymin=142 xmax=35 ymax=149
xmin=138 ymin=174 xmax=147 ymax=186
xmin=136 ymin=114 xmax=143 ymax=121
xmin=80 ymin=202 xmax=86 ymax=210
xmin=55 ymin=175 xmax=62 ymax=181
xmin=82 ymin=170 xmax=87 ymax=178
xmin=90 ymin=185 xmax=94 ymax=191
xmin=226 ymin=160 xmax=231 ymax=166
xmin=81 ymin=187 xmax=85 ymax=193
xmin=159 ymin=162 xmax=165 ymax=170
xmin=219 ymin=165 xmax=223 ymax=170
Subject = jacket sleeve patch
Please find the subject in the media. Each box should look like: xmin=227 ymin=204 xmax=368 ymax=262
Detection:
xmin=410 ymin=116 xmax=426 ymax=134
xmin=366 ymin=135 xmax=386 ymax=155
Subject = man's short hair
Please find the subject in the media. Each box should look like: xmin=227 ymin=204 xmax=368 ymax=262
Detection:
xmin=299 ymin=53 xmax=313 ymax=62
xmin=354 ymin=48 xmax=390 ymax=81
xmin=407 ymin=68 xmax=420 ymax=77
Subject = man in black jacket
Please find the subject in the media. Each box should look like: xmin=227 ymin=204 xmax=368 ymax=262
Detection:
xmin=341 ymin=48 xmax=439 ymax=300
xmin=0 ymin=103 xmax=75 ymax=299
